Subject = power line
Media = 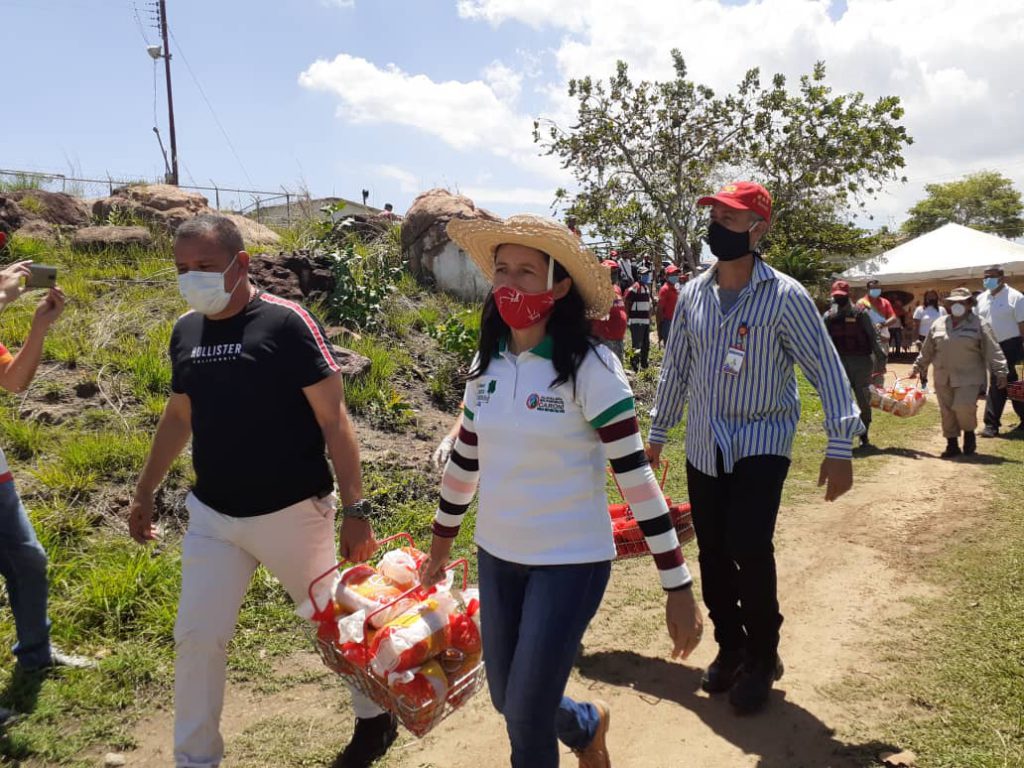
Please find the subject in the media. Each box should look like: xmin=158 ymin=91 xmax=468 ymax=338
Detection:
xmin=168 ymin=28 xmax=256 ymax=188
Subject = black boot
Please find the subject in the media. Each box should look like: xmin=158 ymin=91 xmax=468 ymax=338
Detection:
xmin=336 ymin=713 xmax=398 ymax=768
xmin=729 ymin=654 xmax=785 ymax=715
xmin=963 ymin=431 xmax=977 ymax=455
xmin=701 ymin=647 xmax=745 ymax=694
xmin=940 ymin=437 xmax=961 ymax=459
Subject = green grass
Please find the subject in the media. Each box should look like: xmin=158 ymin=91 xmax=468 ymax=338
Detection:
xmin=851 ymin=433 xmax=1024 ymax=767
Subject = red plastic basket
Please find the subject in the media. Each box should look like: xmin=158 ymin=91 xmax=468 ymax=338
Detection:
xmin=608 ymin=460 xmax=694 ymax=559
xmin=1008 ymin=365 xmax=1024 ymax=403
xmin=306 ymin=533 xmax=486 ymax=737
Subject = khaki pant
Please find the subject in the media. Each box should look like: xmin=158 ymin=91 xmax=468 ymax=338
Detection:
xmin=933 ymin=382 xmax=978 ymax=438
xmin=174 ymin=493 xmax=381 ymax=767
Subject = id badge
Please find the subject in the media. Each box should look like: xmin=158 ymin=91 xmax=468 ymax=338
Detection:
xmin=722 ymin=344 xmax=746 ymax=376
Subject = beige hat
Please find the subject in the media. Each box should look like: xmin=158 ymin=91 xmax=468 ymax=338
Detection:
xmin=944 ymin=287 xmax=973 ymax=302
xmin=446 ymin=214 xmax=615 ymax=319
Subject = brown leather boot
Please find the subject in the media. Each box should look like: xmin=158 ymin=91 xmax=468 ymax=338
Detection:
xmin=574 ymin=699 xmax=611 ymax=768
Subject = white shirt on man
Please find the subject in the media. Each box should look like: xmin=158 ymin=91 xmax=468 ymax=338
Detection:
xmin=976 ymin=285 xmax=1024 ymax=342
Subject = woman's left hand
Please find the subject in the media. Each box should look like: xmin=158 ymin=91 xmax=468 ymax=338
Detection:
xmin=666 ymin=587 xmax=703 ymax=660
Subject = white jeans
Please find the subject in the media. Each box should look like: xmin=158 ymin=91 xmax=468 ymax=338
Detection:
xmin=173 ymin=492 xmax=383 ymax=768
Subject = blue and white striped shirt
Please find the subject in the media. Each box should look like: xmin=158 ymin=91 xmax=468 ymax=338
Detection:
xmin=649 ymin=257 xmax=864 ymax=477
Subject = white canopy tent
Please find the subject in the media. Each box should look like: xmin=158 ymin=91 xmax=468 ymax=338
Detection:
xmin=840 ymin=223 xmax=1024 ymax=290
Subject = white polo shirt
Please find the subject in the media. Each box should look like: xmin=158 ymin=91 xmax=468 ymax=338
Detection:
xmin=463 ymin=338 xmax=633 ymax=565
xmin=976 ymin=285 xmax=1024 ymax=343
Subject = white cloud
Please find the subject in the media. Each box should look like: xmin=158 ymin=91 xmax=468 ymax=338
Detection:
xmin=298 ymin=53 xmax=562 ymax=180
xmin=482 ymin=61 xmax=523 ymax=103
xmin=375 ymin=164 xmax=420 ymax=194
xmin=457 ymin=0 xmax=1024 ymax=225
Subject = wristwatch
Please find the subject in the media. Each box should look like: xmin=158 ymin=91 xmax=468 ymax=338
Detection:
xmin=341 ymin=499 xmax=374 ymax=520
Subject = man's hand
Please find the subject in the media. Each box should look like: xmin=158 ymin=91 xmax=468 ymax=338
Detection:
xmin=666 ymin=587 xmax=703 ymax=660
xmin=0 ymin=260 xmax=32 ymax=306
xmin=996 ymin=374 xmax=1008 ymax=390
xmin=645 ymin=442 xmax=664 ymax=470
xmin=33 ymin=288 xmax=66 ymax=329
xmin=818 ymin=457 xmax=853 ymax=502
xmin=339 ymin=517 xmax=376 ymax=562
xmin=128 ymin=491 xmax=159 ymax=544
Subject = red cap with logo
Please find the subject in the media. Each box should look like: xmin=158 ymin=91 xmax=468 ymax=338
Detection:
xmin=698 ymin=181 xmax=772 ymax=221
xmin=830 ymin=280 xmax=850 ymax=297
xmin=665 ymin=265 xmax=681 ymax=275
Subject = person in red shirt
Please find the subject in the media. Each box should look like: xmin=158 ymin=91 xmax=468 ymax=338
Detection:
xmin=657 ymin=265 xmax=682 ymax=346
xmin=591 ymin=260 xmax=627 ymax=361
xmin=856 ymin=279 xmax=897 ymax=384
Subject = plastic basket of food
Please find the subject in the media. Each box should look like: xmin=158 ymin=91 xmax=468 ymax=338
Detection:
xmin=869 ymin=373 xmax=927 ymax=417
xmin=1008 ymin=366 xmax=1024 ymax=403
xmin=304 ymin=533 xmax=485 ymax=737
xmin=609 ymin=460 xmax=694 ymax=559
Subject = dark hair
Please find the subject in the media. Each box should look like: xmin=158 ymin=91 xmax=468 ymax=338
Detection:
xmin=469 ymin=256 xmax=596 ymax=390
xmin=175 ymin=214 xmax=244 ymax=258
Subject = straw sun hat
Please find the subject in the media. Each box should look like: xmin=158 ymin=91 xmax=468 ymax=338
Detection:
xmin=446 ymin=214 xmax=615 ymax=319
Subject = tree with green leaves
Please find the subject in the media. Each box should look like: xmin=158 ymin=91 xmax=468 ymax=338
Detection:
xmin=536 ymin=52 xmax=912 ymax=272
xmin=901 ymin=171 xmax=1024 ymax=239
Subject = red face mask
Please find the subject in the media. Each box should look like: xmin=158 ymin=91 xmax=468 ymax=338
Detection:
xmin=492 ymin=255 xmax=556 ymax=329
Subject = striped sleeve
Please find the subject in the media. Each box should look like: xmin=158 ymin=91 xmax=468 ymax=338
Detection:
xmin=781 ymin=285 xmax=864 ymax=459
xmin=649 ymin=288 xmax=691 ymax=445
xmin=583 ymin=348 xmax=692 ymax=591
xmin=432 ymin=401 xmax=480 ymax=538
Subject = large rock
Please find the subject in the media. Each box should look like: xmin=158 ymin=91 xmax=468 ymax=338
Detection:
xmin=7 ymin=189 xmax=89 ymax=226
xmin=92 ymin=184 xmax=211 ymax=231
xmin=14 ymin=220 xmax=58 ymax=244
xmin=250 ymin=250 xmax=335 ymax=305
xmin=0 ymin=196 xmax=25 ymax=235
xmin=400 ymin=189 xmax=498 ymax=302
xmin=220 ymin=213 xmax=281 ymax=248
xmin=72 ymin=225 xmax=153 ymax=252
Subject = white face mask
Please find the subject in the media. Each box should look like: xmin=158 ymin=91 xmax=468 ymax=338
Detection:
xmin=950 ymin=302 xmax=967 ymax=318
xmin=178 ymin=255 xmax=241 ymax=316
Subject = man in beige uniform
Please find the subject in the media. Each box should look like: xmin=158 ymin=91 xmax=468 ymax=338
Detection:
xmin=912 ymin=288 xmax=1008 ymax=458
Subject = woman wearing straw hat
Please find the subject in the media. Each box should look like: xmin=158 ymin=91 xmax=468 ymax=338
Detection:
xmin=420 ymin=214 xmax=703 ymax=768
xmin=911 ymin=287 xmax=1008 ymax=458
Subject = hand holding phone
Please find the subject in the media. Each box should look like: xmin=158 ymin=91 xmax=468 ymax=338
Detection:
xmin=25 ymin=264 xmax=58 ymax=290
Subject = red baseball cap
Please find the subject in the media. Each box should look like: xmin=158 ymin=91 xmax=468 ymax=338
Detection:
xmin=830 ymin=280 xmax=850 ymax=297
xmin=698 ymin=181 xmax=772 ymax=221
xmin=665 ymin=265 xmax=681 ymax=275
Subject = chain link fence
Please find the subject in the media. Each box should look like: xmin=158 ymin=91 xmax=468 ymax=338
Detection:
xmin=0 ymin=168 xmax=301 ymax=227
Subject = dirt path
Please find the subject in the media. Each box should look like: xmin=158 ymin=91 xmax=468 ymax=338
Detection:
xmin=123 ymin=373 xmax=995 ymax=768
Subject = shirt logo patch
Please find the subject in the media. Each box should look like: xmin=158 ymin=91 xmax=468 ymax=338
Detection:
xmin=476 ymin=379 xmax=497 ymax=406
xmin=525 ymin=393 xmax=565 ymax=413
xmin=189 ymin=343 xmax=243 ymax=363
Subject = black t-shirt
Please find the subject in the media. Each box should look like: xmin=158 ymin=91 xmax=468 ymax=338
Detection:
xmin=170 ymin=291 xmax=341 ymax=516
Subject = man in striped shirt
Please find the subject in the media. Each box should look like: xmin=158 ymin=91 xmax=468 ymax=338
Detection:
xmin=624 ymin=265 xmax=653 ymax=371
xmin=646 ymin=182 xmax=862 ymax=715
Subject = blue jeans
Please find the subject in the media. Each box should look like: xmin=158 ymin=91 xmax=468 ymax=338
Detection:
xmin=478 ymin=547 xmax=611 ymax=768
xmin=0 ymin=479 xmax=52 ymax=668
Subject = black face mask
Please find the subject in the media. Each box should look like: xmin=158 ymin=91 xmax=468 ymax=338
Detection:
xmin=707 ymin=221 xmax=753 ymax=262
xmin=835 ymin=295 xmax=850 ymax=307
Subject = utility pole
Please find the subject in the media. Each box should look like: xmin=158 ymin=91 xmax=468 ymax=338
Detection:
xmin=158 ymin=0 xmax=179 ymax=185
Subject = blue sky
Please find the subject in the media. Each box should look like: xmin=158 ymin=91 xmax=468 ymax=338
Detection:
xmin=2 ymin=0 xmax=1020 ymax=227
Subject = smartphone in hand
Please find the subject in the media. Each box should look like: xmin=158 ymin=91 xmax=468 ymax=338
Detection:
xmin=25 ymin=264 xmax=57 ymax=290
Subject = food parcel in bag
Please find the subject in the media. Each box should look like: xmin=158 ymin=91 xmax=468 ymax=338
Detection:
xmin=869 ymin=375 xmax=926 ymax=418
xmin=304 ymin=534 xmax=486 ymax=736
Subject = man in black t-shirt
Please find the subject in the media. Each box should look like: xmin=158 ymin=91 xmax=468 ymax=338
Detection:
xmin=128 ymin=215 xmax=396 ymax=768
